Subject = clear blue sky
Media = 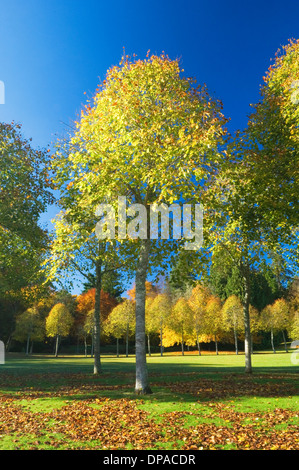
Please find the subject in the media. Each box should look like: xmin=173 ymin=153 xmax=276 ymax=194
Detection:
xmin=0 ymin=0 xmax=298 ymax=293
xmin=1 ymin=0 xmax=299 ymax=149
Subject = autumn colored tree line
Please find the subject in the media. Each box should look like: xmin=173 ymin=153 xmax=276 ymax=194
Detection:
xmin=110 ymin=280 xmax=299 ymax=356
xmin=12 ymin=288 xmax=118 ymax=357
xmin=11 ymin=278 xmax=299 ymax=358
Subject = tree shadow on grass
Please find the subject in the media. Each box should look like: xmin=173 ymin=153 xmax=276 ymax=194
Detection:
xmin=0 ymin=353 xmax=297 ymax=404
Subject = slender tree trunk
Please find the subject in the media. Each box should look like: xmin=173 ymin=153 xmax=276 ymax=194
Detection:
xmin=242 ymin=264 xmax=252 ymax=374
xmin=215 ymin=336 xmax=219 ymax=355
xmin=181 ymin=331 xmax=184 ymax=356
xmin=135 ymin=239 xmax=152 ymax=394
xmin=117 ymin=338 xmax=119 ymax=358
xmin=147 ymin=335 xmax=151 ymax=357
xmin=196 ymin=331 xmax=201 ymax=356
xmin=55 ymin=334 xmax=60 ymax=357
xmin=26 ymin=334 xmax=30 ymax=356
xmin=84 ymin=336 xmax=87 ymax=357
xmin=93 ymin=257 xmax=102 ymax=374
xmin=6 ymin=335 xmax=12 ymax=353
xmin=126 ymin=324 xmax=129 ymax=358
xmin=91 ymin=332 xmax=94 ymax=358
xmin=282 ymin=331 xmax=288 ymax=353
xmin=160 ymin=323 xmax=163 ymax=357
xmin=234 ymin=328 xmax=238 ymax=355
xmin=271 ymin=329 xmax=276 ymax=353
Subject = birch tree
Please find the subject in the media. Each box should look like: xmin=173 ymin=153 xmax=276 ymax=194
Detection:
xmin=46 ymin=303 xmax=73 ymax=357
xmin=204 ymin=40 xmax=299 ymax=373
xmin=44 ymin=210 xmax=128 ymax=374
xmin=261 ymin=298 xmax=291 ymax=353
xmin=105 ymin=299 xmax=135 ymax=357
xmin=147 ymin=293 xmax=172 ymax=356
xmin=169 ymin=297 xmax=194 ymax=356
xmin=188 ymin=284 xmax=211 ymax=355
xmin=222 ymin=295 xmax=243 ymax=355
xmin=13 ymin=306 xmax=44 ymax=355
xmin=0 ymin=122 xmax=53 ymax=298
xmin=203 ymin=296 xmax=223 ymax=355
xmin=51 ymin=53 xmax=227 ymax=393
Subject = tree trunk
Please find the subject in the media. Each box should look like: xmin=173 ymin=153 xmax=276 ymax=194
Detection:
xmin=117 ymin=338 xmax=119 ymax=358
xmin=147 ymin=335 xmax=151 ymax=357
xmin=26 ymin=334 xmax=30 ymax=356
xmin=91 ymin=332 xmax=94 ymax=357
xmin=55 ymin=334 xmax=60 ymax=357
xmin=196 ymin=332 xmax=201 ymax=356
xmin=181 ymin=331 xmax=184 ymax=356
xmin=93 ymin=257 xmax=102 ymax=374
xmin=282 ymin=331 xmax=288 ymax=353
xmin=234 ymin=328 xmax=238 ymax=355
xmin=271 ymin=329 xmax=276 ymax=353
xmin=160 ymin=323 xmax=163 ymax=357
xmin=126 ymin=324 xmax=129 ymax=358
xmin=84 ymin=336 xmax=87 ymax=357
xmin=242 ymin=264 xmax=252 ymax=374
xmin=135 ymin=239 xmax=152 ymax=394
xmin=215 ymin=336 xmax=219 ymax=355
xmin=5 ymin=335 xmax=12 ymax=353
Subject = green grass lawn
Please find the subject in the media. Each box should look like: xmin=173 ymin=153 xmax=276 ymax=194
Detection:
xmin=0 ymin=351 xmax=298 ymax=450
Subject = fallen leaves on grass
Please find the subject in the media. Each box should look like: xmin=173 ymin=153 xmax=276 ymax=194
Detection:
xmin=0 ymin=372 xmax=129 ymax=399
xmin=0 ymin=373 xmax=298 ymax=450
xmin=0 ymin=393 xmax=298 ymax=450
xmin=159 ymin=374 xmax=297 ymax=400
xmin=48 ymin=399 xmax=161 ymax=449
xmin=160 ymin=404 xmax=299 ymax=450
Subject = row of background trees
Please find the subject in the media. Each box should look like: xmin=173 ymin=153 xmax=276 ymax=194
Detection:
xmin=7 ymin=269 xmax=299 ymax=358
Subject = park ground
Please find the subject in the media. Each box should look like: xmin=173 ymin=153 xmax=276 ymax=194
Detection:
xmin=0 ymin=350 xmax=298 ymax=450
